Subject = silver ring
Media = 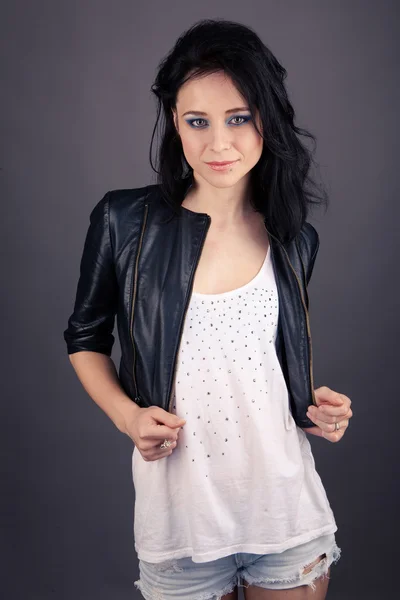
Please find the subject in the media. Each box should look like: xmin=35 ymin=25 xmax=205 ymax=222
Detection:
xmin=160 ymin=439 xmax=172 ymax=449
xmin=335 ymin=421 xmax=340 ymax=431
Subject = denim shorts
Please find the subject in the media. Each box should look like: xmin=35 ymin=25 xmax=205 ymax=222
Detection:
xmin=134 ymin=533 xmax=341 ymax=599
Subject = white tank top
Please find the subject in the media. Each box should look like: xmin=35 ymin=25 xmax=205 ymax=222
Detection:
xmin=132 ymin=245 xmax=337 ymax=563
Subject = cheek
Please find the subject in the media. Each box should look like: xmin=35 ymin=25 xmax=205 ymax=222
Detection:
xmin=240 ymin=132 xmax=263 ymax=160
xmin=180 ymin=133 xmax=202 ymax=160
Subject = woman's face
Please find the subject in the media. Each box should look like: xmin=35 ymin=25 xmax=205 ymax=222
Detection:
xmin=172 ymin=71 xmax=264 ymax=189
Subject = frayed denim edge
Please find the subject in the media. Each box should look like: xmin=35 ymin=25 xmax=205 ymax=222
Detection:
xmin=239 ymin=542 xmax=342 ymax=593
xmin=133 ymin=574 xmax=238 ymax=600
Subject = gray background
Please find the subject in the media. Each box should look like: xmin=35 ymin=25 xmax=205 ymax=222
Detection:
xmin=1 ymin=1 xmax=399 ymax=598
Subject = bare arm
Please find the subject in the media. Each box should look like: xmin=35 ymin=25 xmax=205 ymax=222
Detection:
xmin=68 ymin=351 xmax=140 ymax=435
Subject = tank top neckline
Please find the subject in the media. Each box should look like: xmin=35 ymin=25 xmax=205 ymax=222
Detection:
xmin=191 ymin=245 xmax=270 ymax=300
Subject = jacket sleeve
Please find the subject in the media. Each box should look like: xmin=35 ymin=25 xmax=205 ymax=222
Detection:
xmin=63 ymin=192 xmax=118 ymax=356
xmin=298 ymin=222 xmax=320 ymax=286
xmin=306 ymin=227 xmax=320 ymax=285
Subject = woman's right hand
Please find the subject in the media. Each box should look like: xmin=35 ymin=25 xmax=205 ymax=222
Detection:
xmin=124 ymin=405 xmax=186 ymax=461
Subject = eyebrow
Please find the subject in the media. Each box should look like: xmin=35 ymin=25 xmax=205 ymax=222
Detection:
xmin=182 ymin=106 xmax=250 ymax=117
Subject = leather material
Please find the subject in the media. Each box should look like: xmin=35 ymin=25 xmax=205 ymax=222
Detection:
xmin=64 ymin=181 xmax=320 ymax=428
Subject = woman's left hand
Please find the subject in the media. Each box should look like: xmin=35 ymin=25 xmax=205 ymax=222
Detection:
xmin=302 ymin=386 xmax=353 ymax=442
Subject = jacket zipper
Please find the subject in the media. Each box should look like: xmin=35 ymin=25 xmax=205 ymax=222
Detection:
xmin=265 ymin=228 xmax=317 ymax=407
xmin=295 ymin=238 xmax=310 ymax=311
xmin=167 ymin=216 xmax=211 ymax=414
xmin=129 ymin=201 xmax=149 ymax=403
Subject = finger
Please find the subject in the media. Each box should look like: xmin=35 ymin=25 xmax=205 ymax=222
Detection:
xmin=306 ymin=411 xmax=340 ymax=433
xmin=317 ymin=411 xmax=352 ymax=425
xmin=314 ymin=387 xmax=345 ymax=406
xmin=142 ymin=424 xmax=181 ymax=441
xmin=318 ymin=403 xmax=349 ymax=414
xmin=321 ymin=420 xmax=349 ymax=442
xmin=311 ymin=405 xmax=352 ymax=420
xmin=158 ymin=439 xmax=177 ymax=451
xmin=143 ymin=440 xmax=178 ymax=461
xmin=321 ymin=430 xmax=345 ymax=443
xmin=139 ymin=430 xmax=180 ymax=451
xmin=328 ymin=417 xmax=350 ymax=430
xmin=157 ymin=439 xmax=178 ymax=458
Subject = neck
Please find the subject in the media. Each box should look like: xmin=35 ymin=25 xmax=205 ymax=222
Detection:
xmin=182 ymin=172 xmax=257 ymax=227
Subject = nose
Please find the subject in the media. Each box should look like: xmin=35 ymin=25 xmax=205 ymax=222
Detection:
xmin=208 ymin=122 xmax=232 ymax=152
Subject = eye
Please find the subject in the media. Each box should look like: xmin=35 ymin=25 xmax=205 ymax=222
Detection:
xmin=187 ymin=118 xmax=207 ymax=128
xmin=230 ymin=116 xmax=251 ymax=126
xmin=185 ymin=115 xmax=252 ymax=129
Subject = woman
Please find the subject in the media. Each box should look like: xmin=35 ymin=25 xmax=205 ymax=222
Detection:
xmin=64 ymin=18 xmax=353 ymax=600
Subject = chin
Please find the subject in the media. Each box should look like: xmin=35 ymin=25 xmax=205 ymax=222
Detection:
xmin=199 ymin=167 xmax=247 ymax=183
xmin=203 ymin=175 xmax=243 ymax=189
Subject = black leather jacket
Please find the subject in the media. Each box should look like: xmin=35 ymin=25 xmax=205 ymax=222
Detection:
xmin=63 ymin=182 xmax=320 ymax=429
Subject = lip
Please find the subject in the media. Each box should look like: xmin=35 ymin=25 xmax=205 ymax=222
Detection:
xmin=206 ymin=160 xmax=239 ymax=171
xmin=206 ymin=160 xmax=238 ymax=165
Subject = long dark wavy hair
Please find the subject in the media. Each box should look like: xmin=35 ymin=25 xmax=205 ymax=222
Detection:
xmin=149 ymin=18 xmax=328 ymax=243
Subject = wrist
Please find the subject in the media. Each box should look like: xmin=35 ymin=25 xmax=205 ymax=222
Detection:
xmin=117 ymin=397 xmax=141 ymax=435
